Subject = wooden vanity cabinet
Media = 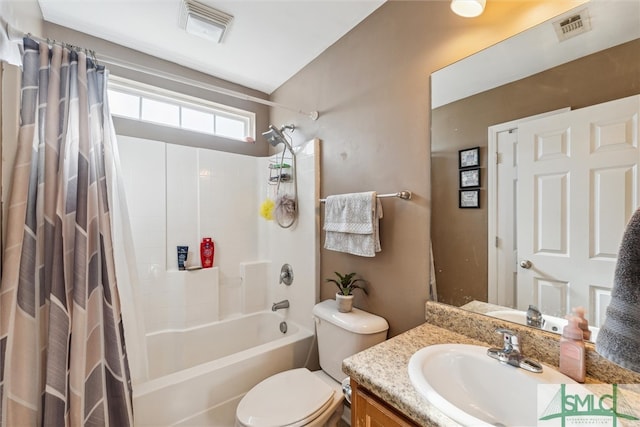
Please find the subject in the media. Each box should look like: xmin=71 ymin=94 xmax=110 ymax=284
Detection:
xmin=351 ymin=379 xmax=418 ymax=427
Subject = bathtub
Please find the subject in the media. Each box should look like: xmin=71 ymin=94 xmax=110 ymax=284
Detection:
xmin=132 ymin=311 xmax=314 ymax=426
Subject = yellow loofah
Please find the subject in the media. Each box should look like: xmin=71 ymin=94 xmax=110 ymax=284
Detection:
xmin=259 ymin=198 xmax=275 ymax=220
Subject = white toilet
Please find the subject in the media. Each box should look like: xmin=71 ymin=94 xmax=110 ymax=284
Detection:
xmin=235 ymin=299 xmax=389 ymax=427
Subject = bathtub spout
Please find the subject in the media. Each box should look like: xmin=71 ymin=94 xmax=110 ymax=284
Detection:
xmin=272 ymin=300 xmax=290 ymax=311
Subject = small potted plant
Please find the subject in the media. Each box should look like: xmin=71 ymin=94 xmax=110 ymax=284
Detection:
xmin=326 ymin=272 xmax=368 ymax=312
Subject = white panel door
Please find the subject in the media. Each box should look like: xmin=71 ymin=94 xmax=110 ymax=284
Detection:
xmin=493 ymin=129 xmax=518 ymax=308
xmin=516 ymin=95 xmax=640 ymax=324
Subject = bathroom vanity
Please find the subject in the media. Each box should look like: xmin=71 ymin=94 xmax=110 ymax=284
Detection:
xmin=351 ymin=380 xmax=416 ymax=427
xmin=343 ymin=302 xmax=640 ymax=426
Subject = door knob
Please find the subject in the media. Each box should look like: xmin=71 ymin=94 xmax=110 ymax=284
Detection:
xmin=519 ymin=260 xmax=533 ymax=269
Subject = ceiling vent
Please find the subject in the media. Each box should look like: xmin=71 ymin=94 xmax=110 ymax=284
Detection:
xmin=553 ymin=8 xmax=592 ymax=42
xmin=179 ymin=0 xmax=233 ymax=43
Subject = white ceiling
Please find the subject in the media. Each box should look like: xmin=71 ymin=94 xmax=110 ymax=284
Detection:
xmin=37 ymin=0 xmax=386 ymax=94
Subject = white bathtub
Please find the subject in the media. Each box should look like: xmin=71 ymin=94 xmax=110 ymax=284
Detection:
xmin=132 ymin=311 xmax=314 ymax=426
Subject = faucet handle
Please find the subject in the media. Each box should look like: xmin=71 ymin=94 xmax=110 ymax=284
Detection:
xmin=495 ymin=328 xmax=519 ymax=352
xmin=279 ymin=264 xmax=294 ymax=285
xmin=488 ymin=328 xmax=543 ymax=373
xmin=526 ymin=305 xmax=544 ymax=328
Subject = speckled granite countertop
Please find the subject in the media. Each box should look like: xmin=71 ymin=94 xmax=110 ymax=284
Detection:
xmin=460 ymin=300 xmax=514 ymax=315
xmin=342 ymin=301 xmax=640 ymax=426
xmin=342 ymin=322 xmax=480 ymax=426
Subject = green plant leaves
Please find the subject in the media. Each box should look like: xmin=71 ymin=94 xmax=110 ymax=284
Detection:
xmin=326 ymin=271 xmax=368 ymax=296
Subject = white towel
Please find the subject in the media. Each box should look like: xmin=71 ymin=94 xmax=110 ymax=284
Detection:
xmin=323 ymin=191 xmax=383 ymax=257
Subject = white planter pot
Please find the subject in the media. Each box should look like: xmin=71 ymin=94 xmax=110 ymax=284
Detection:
xmin=336 ymin=293 xmax=354 ymax=313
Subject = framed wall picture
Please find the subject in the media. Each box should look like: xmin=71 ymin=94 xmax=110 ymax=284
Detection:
xmin=459 ymin=189 xmax=480 ymax=208
xmin=459 ymin=146 xmax=480 ymax=168
xmin=460 ymin=168 xmax=481 ymax=188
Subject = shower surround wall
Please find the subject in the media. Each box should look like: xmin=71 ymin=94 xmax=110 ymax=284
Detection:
xmin=117 ymin=135 xmax=319 ymax=381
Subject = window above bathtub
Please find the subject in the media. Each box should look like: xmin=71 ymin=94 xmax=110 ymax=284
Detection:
xmin=107 ymin=76 xmax=256 ymax=142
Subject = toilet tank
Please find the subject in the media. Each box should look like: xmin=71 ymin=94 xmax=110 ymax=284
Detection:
xmin=312 ymin=299 xmax=389 ymax=382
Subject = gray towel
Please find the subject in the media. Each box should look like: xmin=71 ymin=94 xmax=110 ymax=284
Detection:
xmin=324 ymin=191 xmax=382 ymax=257
xmin=596 ymin=207 xmax=640 ymax=373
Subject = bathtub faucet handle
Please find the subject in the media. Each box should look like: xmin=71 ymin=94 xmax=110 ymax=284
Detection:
xmin=279 ymin=264 xmax=294 ymax=286
xmin=272 ymin=300 xmax=290 ymax=311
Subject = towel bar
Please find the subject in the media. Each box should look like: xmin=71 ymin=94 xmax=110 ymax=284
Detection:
xmin=319 ymin=191 xmax=412 ymax=203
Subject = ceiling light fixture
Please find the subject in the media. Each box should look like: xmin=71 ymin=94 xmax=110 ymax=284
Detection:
xmin=179 ymin=0 xmax=233 ymax=43
xmin=451 ymin=0 xmax=486 ymax=18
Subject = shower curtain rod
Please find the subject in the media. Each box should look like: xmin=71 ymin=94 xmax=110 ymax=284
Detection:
xmin=6 ymin=23 xmax=320 ymax=121
xmin=99 ymin=55 xmax=320 ymax=121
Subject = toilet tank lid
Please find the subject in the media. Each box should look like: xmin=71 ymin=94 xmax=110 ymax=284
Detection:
xmin=312 ymin=299 xmax=389 ymax=334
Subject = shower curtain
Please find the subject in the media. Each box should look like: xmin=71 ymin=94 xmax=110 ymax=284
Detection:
xmin=0 ymin=38 xmax=133 ymax=426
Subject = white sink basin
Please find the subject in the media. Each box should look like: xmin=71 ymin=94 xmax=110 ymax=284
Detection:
xmin=485 ymin=310 xmax=600 ymax=341
xmin=408 ymin=343 xmax=576 ymax=426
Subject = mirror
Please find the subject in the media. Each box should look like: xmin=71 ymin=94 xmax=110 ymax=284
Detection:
xmin=430 ymin=1 xmax=640 ymax=342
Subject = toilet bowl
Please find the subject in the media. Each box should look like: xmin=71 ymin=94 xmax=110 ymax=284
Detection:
xmin=235 ymin=300 xmax=389 ymax=427
xmin=236 ymin=368 xmax=344 ymax=427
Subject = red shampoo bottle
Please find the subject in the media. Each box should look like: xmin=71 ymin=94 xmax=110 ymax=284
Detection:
xmin=200 ymin=237 xmax=214 ymax=268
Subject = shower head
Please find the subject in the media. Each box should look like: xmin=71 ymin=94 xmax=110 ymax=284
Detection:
xmin=262 ymin=124 xmax=295 ymax=152
xmin=263 ymin=125 xmax=286 ymax=147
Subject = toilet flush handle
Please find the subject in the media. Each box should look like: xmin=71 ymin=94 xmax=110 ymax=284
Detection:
xmin=341 ymin=378 xmax=352 ymax=404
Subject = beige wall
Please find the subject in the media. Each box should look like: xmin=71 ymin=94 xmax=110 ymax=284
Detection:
xmin=432 ymin=39 xmax=640 ymax=307
xmin=269 ymin=0 xmax=585 ymax=337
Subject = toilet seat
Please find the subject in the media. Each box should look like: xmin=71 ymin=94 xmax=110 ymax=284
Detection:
xmin=236 ymin=368 xmax=336 ymax=427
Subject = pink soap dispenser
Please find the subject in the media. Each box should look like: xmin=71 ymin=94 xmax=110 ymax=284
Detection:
xmin=571 ymin=307 xmax=591 ymax=341
xmin=559 ymin=315 xmax=586 ymax=383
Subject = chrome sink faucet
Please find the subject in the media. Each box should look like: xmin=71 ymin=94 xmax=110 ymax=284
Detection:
xmin=526 ymin=305 xmax=544 ymax=328
xmin=487 ymin=328 xmax=543 ymax=373
xmin=272 ymin=299 xmax=290 ymax=311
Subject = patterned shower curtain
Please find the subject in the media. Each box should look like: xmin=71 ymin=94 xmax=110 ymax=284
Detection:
xmin=0 ymin=38 xmax=133 ymax=426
